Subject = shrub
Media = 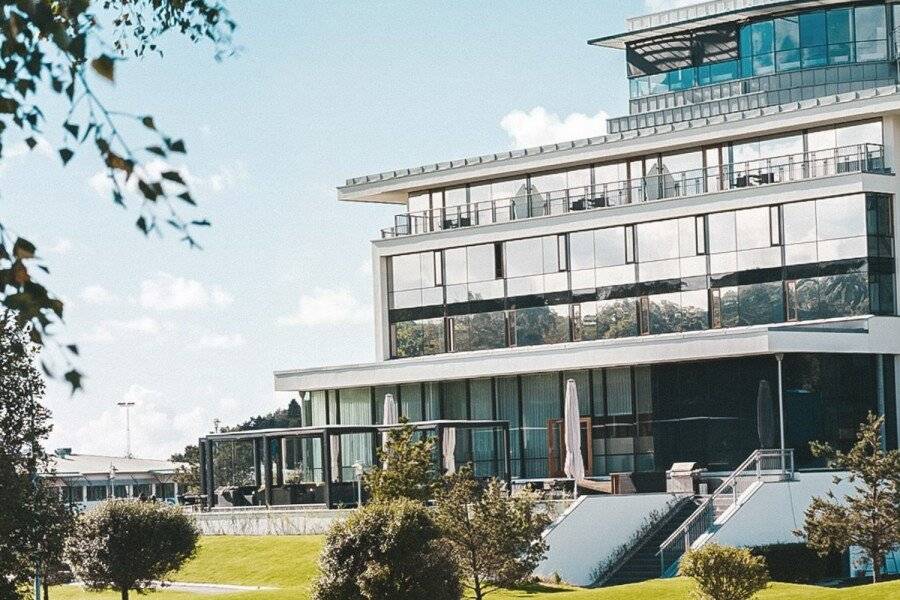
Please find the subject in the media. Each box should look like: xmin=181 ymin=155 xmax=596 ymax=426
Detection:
xmin=680 ymin=544 xmax=769 ymax=600
xmin=364 ymin=421 xmax=441 ymax=504
xmin=435 ymin=468 xmax=549 ymax=599
xmin=750 ymin=543 xmax=843 ymax=583
xmin=313 ymin=498 xmax=461 ymax=600
xmin=65 ymin=500 xmax=200 ymax=600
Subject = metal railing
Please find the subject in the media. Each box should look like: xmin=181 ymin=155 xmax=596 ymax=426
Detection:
xmin=381 ymin=144 xmax=885 ymax=238
xmin=658 ymin=448 xmax=795 ymax=578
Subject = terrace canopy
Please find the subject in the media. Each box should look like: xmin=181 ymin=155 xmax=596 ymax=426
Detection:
xmin=199 ymin=420 xmax=512 ymax=510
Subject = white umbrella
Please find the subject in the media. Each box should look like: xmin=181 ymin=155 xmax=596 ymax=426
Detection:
xmin=329 ymin=435 xmax=341 ymax=483
xmin=382 ymin=393 xmax=398 ymax=446
xmin=442 ymin=427 xmax=457 ymax=474
xmin=563 ymin=378 xmax=585 ymax=495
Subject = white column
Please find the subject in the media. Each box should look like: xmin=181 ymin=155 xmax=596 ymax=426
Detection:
xmin=372 ymin=246 xmax=391 ymax=361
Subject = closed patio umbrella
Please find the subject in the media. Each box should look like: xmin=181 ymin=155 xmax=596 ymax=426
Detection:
xmin=442 ymin=427 xmax=457 ymax=475
xmin=756 ymin=379 xmax=776 ymax=449
xmin=564 ymin=379 xmax=585 ymax=494
xmin=382 ymin=393 xmax=398 ymax=446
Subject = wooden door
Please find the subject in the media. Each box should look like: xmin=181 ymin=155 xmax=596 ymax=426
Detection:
xmin=547 ymin=417 xmax=592 ymax=478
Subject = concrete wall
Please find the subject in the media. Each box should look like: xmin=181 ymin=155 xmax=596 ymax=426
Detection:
xmin=534 ymin=493 xmax=679 ymax=586
xmin=708 ymin=471 xmax=854 ymax=548
xmin=192 ymin=508 xmax=353 ymax=536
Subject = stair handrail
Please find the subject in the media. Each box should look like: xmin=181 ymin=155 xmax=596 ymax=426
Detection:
xmin=657 ymin=448 xmax=794 ymax=577
xmin=591 ymin=495 xmax=697 ymax=588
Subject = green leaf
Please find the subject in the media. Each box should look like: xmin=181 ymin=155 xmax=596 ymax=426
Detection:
xmin=177 ymin=191 xmax=195 ymax=205
xmin=161 ymin=170 xmax=185 ymax=185
xmin=167 ymin=138 xmax=186 ymax=153
xmin=59 ymin=148 xmax=74 ymax=165
xmin=191 ymin=219 xmax=211 ymax=227
xmin=25 ymin=137 xmax=37 ymax=149
xmin=141 ymin=115 xmax=156 ymax=130
xmin=66 ymin=344 xmax=79 ymax=356
xmin=63 ymin=122 xmax=79 ymax=138
xmin=136 ymin=216 xmax=149 ymax=234
xmin=112 ymin=190 xmax=124 ymax=207
xmin=12 ymin=238 xmax=36 ymax=259
xmin=90 ymin=55 xmax=116 ymax=82
xmin=137 ymin=179 xmax=159 ymax=201
xmin=146 ymin=145 xmax=167 ymax=157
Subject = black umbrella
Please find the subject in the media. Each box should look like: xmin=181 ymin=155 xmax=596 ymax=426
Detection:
xmin=756 ymin=379 xmax=776 ymax=449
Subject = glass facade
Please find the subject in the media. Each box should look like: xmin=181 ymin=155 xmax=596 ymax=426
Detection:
xmin=302 ymin=353 xmax=892 ymax=479
xmin=389 ymin=192 xmax=894 ymax=359
xmin=393 ymin=121 xmax=884 ymax=239
xmin=628 ymin=4 xmax=889 ymax=98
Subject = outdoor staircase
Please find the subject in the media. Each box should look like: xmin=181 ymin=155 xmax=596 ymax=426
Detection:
xmin=657 ymin=448 xmax=796 ymax=578
xmin=596 ymin=497 xmax=701 ymax=587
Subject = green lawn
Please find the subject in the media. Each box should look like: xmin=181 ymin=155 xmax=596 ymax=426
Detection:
xmin=52 ymin=535 xmax=900 ymax=600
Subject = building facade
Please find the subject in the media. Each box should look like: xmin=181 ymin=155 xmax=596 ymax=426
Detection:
xmin=47 ymin=449 xmax=182 ymax=509
xmin=275 ymin=0 xmax=900 ymax=484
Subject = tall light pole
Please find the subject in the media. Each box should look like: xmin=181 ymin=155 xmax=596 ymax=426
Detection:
xmin=117 ymin=402 xmax=135 ymax=458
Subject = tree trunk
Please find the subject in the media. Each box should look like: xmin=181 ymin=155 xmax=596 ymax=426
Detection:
xmin=121 ymin=588 xmax=129 ymax=600
xmin=871 ymin=554 xmax=882 ymax=584
xmin=42 ymin=581 xmax=48 ymax=600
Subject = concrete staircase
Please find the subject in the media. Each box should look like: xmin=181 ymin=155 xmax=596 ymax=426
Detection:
xmin=596 ymin=498 xmax=700 ymax=587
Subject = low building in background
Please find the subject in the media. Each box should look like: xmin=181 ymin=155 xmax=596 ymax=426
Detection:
xmin=46 ymin=448 xmax=182 ymax=509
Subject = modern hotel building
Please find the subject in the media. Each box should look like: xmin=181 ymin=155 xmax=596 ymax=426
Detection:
xmin=273 ymin=0 xmax=900 ymax=482
xmin=204 ymin=0 xmax=900 ymax=581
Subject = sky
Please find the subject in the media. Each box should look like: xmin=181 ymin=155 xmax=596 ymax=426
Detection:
xmin=2 ymin=0 xmax=671 ymax=460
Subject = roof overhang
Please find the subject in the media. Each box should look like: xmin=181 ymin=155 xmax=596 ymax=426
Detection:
xmin=275 ymin=316 xmax=900 ymax=391
xmin=589 ymin=0 xmax=854 ymax=50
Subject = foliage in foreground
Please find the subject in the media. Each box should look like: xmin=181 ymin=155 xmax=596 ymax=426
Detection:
xmin=312 ymin=499 xmax=461 ymax=600
xmin=435 ymin=468 xmax=550 ymax=599
xmin=66 ymin=500 xmax=200 ymax=600
xmin=797 ymin=412 xmax=900 ymax=583
xmin=680 ymin=544 xmax=769 ymax=600
xmin=0 ymin=0 xmax=235 ymax=390
xmin=0 ymin=312 xmax=73 ymax=600
xmin=363 ymin=421 xmax=441 ymax=504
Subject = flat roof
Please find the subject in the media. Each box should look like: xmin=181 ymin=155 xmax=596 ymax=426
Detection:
xmin=275 ymin=316 xmax=900 ymax=392
xmin=46 ymin=453 xmax=181 ymax=477
xmin=339 ymin=85 xmax=900 ymax=204
xmin=588 ymin=0 xmax=852 ymax=50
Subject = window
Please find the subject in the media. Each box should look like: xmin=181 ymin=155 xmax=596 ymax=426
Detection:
xmin=826 ymin=8 xmax=853 ymax=64
xmin=113 ymin=485 xmax=129 ymax=498
xmin=132 ymin=484 xmax=151 ymax=498
xmin=799 ymin=11 xmax=827 ymax=68
xmin=774 ymin=16 xmax=800 ymax=71
xmin=512 ymin=305 xmax=569 ymax=347
xmin=854 ymin=5 xmax=887 ymax=62
xmin=451 ymin=312 xmax=507 ymax=352
xmin=392 ymin=318 xmax=445 ymax=358
xmin=637 ymin=219 xmax=680 ymax=281
xmin=86 ymin=485 xmax=107 ymax=501
xmin=505 ymin=236 xmax=567 ymax=296
xmin=444 ymin=244 xmax=502 ymax=303
xmin=389 ymin=252 xmax=441 ymax=308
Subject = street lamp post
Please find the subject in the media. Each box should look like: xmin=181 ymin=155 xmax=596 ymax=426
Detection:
xmin=117 ymin=402 xmax=135 ymax=458
xmin=776 ymin=353 xmax=786 ymax=476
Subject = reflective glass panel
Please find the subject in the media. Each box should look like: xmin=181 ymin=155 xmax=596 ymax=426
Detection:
xmin=452 ymin=312 xmax=507 ymax=352
xmin=513 ymin=305 xmax=570 ymax=347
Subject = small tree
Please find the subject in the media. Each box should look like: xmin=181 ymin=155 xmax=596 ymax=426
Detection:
xmin=30 ymin=478 xmax=75 ymax=600
xmin=364 ymin=421 xmax=441 ymax=503
xmin=435 ymin=468 xmax=549 ymax=600
xmin=797 ymin=412 xmax=900 ymax=582
xmin=66 ymin=500 xmax=200 ymax=600
xmin=680 ymin=544 xmax=769 ymax=600
xmin=170 ymin=444 xmax=201 ymax=494
xmin=312 ymin=499 xmax=461 ymax=600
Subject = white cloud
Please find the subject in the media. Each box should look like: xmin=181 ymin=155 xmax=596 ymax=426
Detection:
xmin=279 ymin=287 xmax=369 ymax=327
xmin=80 ymin=285 xmax=118 ymax=305
xmin=188 ymin=333 xmax=245 ymax=351
xmin=644 ymin=0 xmax=701 ymax=13
xmin=139 ymin=272 xmax=233 ymax=311
xmin=46 ymin=238 xmax=73 ymax=255
xmin=500 ymin=107 xmax=608 ymax=149
xmin=82 ymin=317 xmax=172 ymax=344
xmin=87 ymin=159 xmax=247 ymax=200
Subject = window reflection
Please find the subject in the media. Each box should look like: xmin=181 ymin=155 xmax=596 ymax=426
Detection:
xmin=392 ymin=318 xmax=445 ymax=358
xmin=513 ymin=305 xmax=570 ymax=347
xmin=452 ymin=312 xmax=507 ymax=352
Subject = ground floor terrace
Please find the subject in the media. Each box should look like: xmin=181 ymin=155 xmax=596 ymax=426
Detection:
xmin=273 ymin=316 xmax=900 ymax=488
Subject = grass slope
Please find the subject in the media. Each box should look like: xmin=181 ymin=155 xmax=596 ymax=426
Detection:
xmin=51 ymin=535 xmax=900 ymax=600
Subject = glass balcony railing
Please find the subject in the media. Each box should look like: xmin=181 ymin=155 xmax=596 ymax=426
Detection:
xmin=381 ymin=144 xmax=887 ymax=239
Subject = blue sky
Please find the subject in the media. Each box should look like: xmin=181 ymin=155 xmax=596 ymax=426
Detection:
xmin=3 ymin=1 xmax=663 ymax=459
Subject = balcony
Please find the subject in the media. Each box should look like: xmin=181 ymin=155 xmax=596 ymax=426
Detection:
xmin=381 ymin=143 xmax=887 ymax=239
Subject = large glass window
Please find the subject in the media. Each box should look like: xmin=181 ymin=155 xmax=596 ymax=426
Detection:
xmin=451 ymin=311 xmax=507 ymax=352
xmin=512 ymin=305 xmax=569 ymax=347
xmin=505 ymin=236 xmax=566 ymax=296
xmin=444 ymin=243 xmax=502 ymax=303
xmin=854 ymin=5 xmax=887 ymax=62
xmin=637 ymin=219 xmax=680 ymax=281
xmin=390 ymin=251 xmax=441 ymax=308
xmin=521 ymin=373 xmax=560 ymax=477
xmin=392 ymin=318 xmax=445 ymax=358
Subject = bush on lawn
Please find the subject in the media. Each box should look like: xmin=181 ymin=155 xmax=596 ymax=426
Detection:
xmin=680 ymin=544 xmax=769 ymax=600
xmin=66 ymin=500 xmax=200 ymax=600
xmin=312 ymin=498 xmax=461 ymax=600
xmin=750 ymin=543 xmax=844 ymax=583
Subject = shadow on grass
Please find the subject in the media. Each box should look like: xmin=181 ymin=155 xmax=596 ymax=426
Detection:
xmin=498 ymin=582 xmax=572 ymax=595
